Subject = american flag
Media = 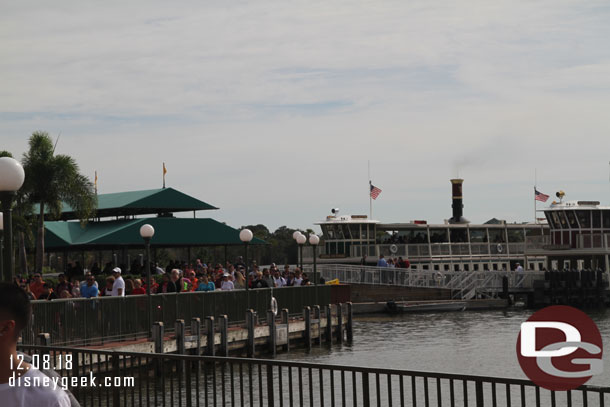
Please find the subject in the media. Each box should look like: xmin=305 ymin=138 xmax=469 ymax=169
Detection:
xmin=370 ymin=183 xmax=382 ymax=200
xmin=535 ymin=189 xmax=549 ymax=202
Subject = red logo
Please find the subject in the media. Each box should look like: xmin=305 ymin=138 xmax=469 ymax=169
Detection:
xmin=516 ymin=306 xmax=603 ymax=391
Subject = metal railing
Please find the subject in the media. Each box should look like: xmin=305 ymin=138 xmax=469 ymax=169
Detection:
xmin=22 ymin=286 xmax=331 ymax=346
xmin=350 ymin=243 xmax=528 ymax=259
xmin=18 ymin=345 xmax=610 ymax=406
xmin=309 ymin=264 xmax=545 ymax=300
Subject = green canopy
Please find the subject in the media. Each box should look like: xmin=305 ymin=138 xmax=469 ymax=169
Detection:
xmin=39 ymin=187 xmax=218 ymax=220
xmin=44 ymin=217 xmax=265 ymax=250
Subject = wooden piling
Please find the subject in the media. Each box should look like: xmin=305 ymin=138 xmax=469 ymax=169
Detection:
xmin=219 ymin=315 xmax=229 ymax=357
xmin=304 ymin=306 xmax=312 ymax=351
xmin=281 ymin=308 xmax=290 ymax=352
xmin=175 ymin=319 xmax=185 ymax=355
xmin=246 ymin=309 xmax=256 ymax=357
xmin=337 ymin=303 xmax=343 ymax=344
xmin=313 ymin=305 xmax=322 ymax=345
xmin=191 ymin=318 xmax=201 ymax=355
xmin=153 ymin=322 xmax=164 ymax=353
xmin=325 ymin=305 xmax=332 ymax=344
xmin=153 ymin=322 xmax=164 ymax=377
xmin=267 ymin=310 xmax=276 ymax=357
xmin=346 ymin=302 xmax=353 ymax=343
xmin=205 ymin=316 xmax=215 ymax=356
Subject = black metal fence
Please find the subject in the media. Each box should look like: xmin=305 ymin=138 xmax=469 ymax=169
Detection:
xmin=22 ymin=286 xmax=331 ymax=346
xmin=18 ymin=345 xmax=610 ymax=407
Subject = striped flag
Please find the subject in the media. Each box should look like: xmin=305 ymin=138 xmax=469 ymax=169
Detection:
xmin=370 ymin=184 xmax=382 ymax=200
xmin=535 ymin=189 xmax=549 ymax=202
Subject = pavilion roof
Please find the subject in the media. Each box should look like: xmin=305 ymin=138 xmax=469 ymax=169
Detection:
xmin=44 ymin=217 xmax=265 ymax=250
xmin=40 ymin=187 xmax=218 ymax=220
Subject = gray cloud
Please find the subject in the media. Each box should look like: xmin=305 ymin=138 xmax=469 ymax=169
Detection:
xmin=2 ymin=0 xmax=610 ymax=230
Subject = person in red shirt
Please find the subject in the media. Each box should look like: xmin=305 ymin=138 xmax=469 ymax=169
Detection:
xmin=29 ymin=274 xmax=45 ymax=299
xmin=131 ymin=279 xmax=146 ymax=295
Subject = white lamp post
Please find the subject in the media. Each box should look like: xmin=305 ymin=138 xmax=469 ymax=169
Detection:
xmin=139 ymin=224 xmax=155 ymax=335
xmin=309 ymin=234 xmax=320 ymax=285
xmin=240 ymin=229 xmax=253 ymax=290
xmin=0 ymin=157 xmax=25 ymax=282
xmin=295 ymin=232 xmax=306 ymax=271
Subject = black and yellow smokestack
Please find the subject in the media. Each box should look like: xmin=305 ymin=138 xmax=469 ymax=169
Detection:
xmin=449 ymin=178 xmax=469 ymax=224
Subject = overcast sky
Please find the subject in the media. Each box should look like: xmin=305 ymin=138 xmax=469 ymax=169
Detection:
xmin=2 ymin=1 xmax=610 ymax=232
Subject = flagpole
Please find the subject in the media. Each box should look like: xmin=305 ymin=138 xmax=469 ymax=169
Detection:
xmin=368 ymin=161 xmax=372 ymax=220
xmin=163 ymin=162 xmax=166 ymax=189
xmin=534 ymin=169 xmax=537 ymax=224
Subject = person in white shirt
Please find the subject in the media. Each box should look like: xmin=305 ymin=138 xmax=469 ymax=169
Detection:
xmin=293 ymin=269 xmax=303 ymax=286
xmin=515 ymin=263 xmax=524 ymax=272
xmin=273 ymin=270 xmax=286 ymax=287
xmin=220 ymin=274 xmax=234 ymax=291
xmin=111 ymin=267 xmax=125 ymax=296
xmin=0 ymin=283 xmax=71 ymax=406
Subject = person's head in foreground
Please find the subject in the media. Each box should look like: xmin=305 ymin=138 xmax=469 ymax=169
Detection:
xmin=0 ymin=283 xmax=71 ymax=406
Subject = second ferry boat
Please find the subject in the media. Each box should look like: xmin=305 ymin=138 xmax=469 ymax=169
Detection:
xmin=305 ymin=179 xmax=549 ymax=273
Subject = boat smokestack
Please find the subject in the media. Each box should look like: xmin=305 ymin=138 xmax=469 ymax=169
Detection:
xmin=449 ymin=178 xmax=469 ymax=224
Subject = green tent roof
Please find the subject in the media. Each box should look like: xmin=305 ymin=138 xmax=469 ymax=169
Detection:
xmin=43 ymin=188 xmax=218 ymax=220
xmin=44 ymin=218 xmax=265 ymax=250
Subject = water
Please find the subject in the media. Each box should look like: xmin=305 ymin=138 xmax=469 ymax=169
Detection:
xmin=277 ymin=308 xmax=610 ymax=386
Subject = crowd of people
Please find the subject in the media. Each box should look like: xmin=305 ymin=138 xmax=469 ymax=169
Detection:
xmin=369 ymin=254 xmax=411 ymax=268
xmin=14 ymin=257 xmax=315 ymax=300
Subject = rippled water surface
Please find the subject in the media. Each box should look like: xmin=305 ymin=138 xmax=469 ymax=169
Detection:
xmin=277 ymin=308 xmax=610 ymax=386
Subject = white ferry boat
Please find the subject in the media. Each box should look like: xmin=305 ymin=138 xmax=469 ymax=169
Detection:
xmin=526 ymin=199 xmax=610 ymax=271
xmin=305 ymin=179 xmax=549 ymax=272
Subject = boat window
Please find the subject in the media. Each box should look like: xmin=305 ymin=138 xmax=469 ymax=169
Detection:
xmin=429 ymin=228 xmax=448 ymax=243
xmin=444 ymin=264 xmax=450 ymax=271
xmin=422 ymin=265 xmax=429 ymax=270
xmin=474 ymin=264 xmax=479 ymax=271
xmin=545 ymin=212 xmax=556 ymax=229
xmin=492 ymin=264 xmax=498 ymax=271
xmin=603 ymin=210 xmax=610 ymax=229
xmin=349 ymin=224 xmax=361 ymax=240
xmin=565 ymin=211 xmax=579 ymax=228
xmin=592 ymin=211 xmax=601 ymax=228
xmin=454 ymin=264 xmax=460 ymax=271
xmin=507 ymin=229 xmax=524 ymax=242
xmin=469 ymin=229 xmax=487 ymax=243
xmin=320 ymin=225 xmax=329 ymax=239
xmin=341 ymin=225 xmax=352 ymax=239
xmin=550 ymin=211 xmax=561 ymax=229
xmin=450 ymin=229 xmax=468 ymax=243
xmin=399 ymin=229 xmax=428 ymax=244
xmin=483 ymin=264 xmax=489 ymax=271
xmin=557 ymin=211 xmax=568 ymax=229
xmin=434 ymin=264 xmax=439 ymax=271
xmin=488 ymin=229 xmax=505 ymax=243
xmin=325 ymin=225 xmax=337 ymax=239
xmin=464 ymin=264 xmax=470 ymax=271
xmin=576 ymin=210 xmax=591 ymax=228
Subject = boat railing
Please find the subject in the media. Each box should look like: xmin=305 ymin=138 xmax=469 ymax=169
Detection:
xmin=311 ymin=264 xmax=545 ymax=299
xmin=345 ymin=242 xmax=528 ymax=259
xmin=578 ymin=233 xmax=610 ymax=249
xmin=525 ymin=235 xmax=551 ymax=250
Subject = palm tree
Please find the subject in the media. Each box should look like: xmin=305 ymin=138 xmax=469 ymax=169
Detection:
xmin=22 ymin=132 xmax=97 ymax=273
